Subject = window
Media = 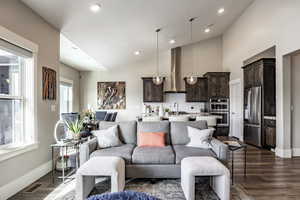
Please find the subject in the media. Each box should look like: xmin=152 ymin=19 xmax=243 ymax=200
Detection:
xmin=60 ymin=79 xmax=73 ymax=115
xmin=0 ymin=38 xmax=35 ymax=148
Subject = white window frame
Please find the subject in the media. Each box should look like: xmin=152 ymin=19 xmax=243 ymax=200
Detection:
xmin=60 ymin=77 xmax=74 ymax=115
xmin=0 ymin=25 xmax=38 ymax=162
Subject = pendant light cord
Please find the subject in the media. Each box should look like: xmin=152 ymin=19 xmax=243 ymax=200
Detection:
xmin=190 ymin=18 xmax=195 ymax=76
xmin=156 ymin=29 xmax=160 ymax=76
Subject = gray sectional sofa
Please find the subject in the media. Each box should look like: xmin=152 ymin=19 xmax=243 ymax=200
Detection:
xmin=79 ymin=121 xmax=229 ymax=178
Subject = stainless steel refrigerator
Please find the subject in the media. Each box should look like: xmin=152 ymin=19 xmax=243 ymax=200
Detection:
xmin=244 ymin=86 xmax=262 ymax=147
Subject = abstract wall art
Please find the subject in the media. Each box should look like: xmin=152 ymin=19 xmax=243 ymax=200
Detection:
xmin=97 ymin=81 xmax=126 ymax=109
xmin=42 ymin=66 xmax=57 ymax=100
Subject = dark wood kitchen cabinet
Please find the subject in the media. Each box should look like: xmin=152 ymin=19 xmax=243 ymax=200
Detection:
xmin=142 ymin=77 xmax=164 ymax=102
xmin=184 ymin=77 xmax=208 ymax=102
xmin=243 ymin=60 xmax=264 ymax=88
xmin=264 ymin=119 xmax=276 ymax=149
xmin=204 ymin=72 xmax=230 ymax=98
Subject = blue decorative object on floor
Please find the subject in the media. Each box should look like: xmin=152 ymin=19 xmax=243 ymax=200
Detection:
xmin=87 ymin=190 xmax=160 ymax=200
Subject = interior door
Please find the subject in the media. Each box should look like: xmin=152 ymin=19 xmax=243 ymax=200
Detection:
xmin=230 ymin=80 xmax=243 ymax=140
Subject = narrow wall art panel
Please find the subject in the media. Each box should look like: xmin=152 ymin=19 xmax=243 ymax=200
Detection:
xmin=97 ymin=81 xmax=126 ymax=109
xmin=42 ymin=66 xmax=57 ymax=100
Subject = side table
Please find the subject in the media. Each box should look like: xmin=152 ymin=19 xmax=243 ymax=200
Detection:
xmin=51 ymin=140 xmax=82 ymax=183
xmin=218 ymin=136 xmax=247 ymax=185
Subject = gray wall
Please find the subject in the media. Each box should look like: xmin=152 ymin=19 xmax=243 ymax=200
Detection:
xmin=80 ymin=36 xmax=223 ymax=121
xmin=60 ymin=63 xmax=81 ymax=112
xmin=0 ymin=0 xmax=60 ymax=187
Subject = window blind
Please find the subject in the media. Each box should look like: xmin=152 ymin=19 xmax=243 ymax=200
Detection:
xmin=0 ymin=38 xmax=33 ymax=58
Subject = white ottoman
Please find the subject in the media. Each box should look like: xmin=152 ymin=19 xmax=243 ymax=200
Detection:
xmin=76 ymin=156 xmax=125 ymax=200
xmin=181 ymin=157 xmax=230 ymax=200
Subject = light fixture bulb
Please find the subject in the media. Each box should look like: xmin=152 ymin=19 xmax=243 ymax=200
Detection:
xmin=218 ymin=8 xmax=225 ymax=14
xmin=153 ymin=76 xmax=164 ymax=85
xmin=134 ymin=51 xmax=141 ymax=55
xmin=169 ymin=39 xmax=176 ymax=44
xmin=204 ymin=27 xmax=211 ymax=33
xmin=90 ymin=3 xmax=101 ymax=12
xmin=186 ymin=76 xmax=197 ymax=85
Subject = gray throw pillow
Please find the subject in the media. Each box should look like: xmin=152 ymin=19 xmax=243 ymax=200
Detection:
xmin=92 ymin=125 xmax=122 ymax=148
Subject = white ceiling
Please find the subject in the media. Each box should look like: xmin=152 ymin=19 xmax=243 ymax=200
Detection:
xmin=22 ymin=0 xmax=254 ymax=71
xmin=60 ymin=34 xmax=105 ymax=71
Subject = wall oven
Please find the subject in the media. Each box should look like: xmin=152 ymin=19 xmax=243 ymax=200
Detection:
xmin=210 ymin=111 xmax=229 ymax=127
xmin=209 ymin=98 xmax=229 ymax=127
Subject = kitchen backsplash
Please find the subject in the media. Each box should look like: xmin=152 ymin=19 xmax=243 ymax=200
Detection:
xmin=143 ymin=93 xmax=207 ymax=113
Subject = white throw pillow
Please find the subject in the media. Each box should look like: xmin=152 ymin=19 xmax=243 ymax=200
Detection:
xmin=186 ymin=126 xmax=214 ymax=149
xmin=92 ymin=125 xmax=122 ymax=148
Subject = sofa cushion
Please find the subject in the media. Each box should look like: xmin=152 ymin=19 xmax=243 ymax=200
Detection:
xmin=90 ymin=144 xmax=135 ymax=164
xmin=173 ymin=145 xmax=216 ymax=164
xmin=99 ymin=121 xmax=137 ymax=144
xmin=132 ymin=146 xmax=175 ymax=164
xmin=137 ymin=121 xmax=171 ymax=145
xmin=170 ymin=121 xmax=208 ymax=145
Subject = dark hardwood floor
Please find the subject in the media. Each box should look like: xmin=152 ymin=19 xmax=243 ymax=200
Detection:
xmin=8 ymin=145 xmax=300 ymax=200
xmin=231 ymin=146 xmax=300 ymax=200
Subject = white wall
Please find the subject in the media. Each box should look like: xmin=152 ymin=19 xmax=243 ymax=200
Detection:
xmin=60 ymin=63 xmax=81 ymax=112
xmin=0 ymin=0 xmax=60 ymax=194
xmin=222 ymin=0 xmax=300 ymax=157
xmin=80 ymin=36 xmax=223 ymax=121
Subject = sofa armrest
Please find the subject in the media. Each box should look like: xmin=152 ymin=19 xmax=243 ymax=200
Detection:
xmin=79 ymin=138 xmax=98 ymax=166
xmin=210 ymin=138 xmax=229 ymax=162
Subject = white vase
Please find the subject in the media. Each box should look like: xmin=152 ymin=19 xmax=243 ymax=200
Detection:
xmin=159 ymin=104 xmax=164 ymax=117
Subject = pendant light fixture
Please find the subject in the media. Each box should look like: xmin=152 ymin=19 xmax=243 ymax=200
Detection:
xmin=153 ymin=28 xmax=164 ymax=85
xmin=186 ymin=18 xmax=198 ymax=85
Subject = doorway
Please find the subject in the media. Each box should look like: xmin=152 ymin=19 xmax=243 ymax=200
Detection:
xmin=229 ymin=79 xmax=243 ymax=140
xmin=291 ymin=53 xmax=300 ymax=156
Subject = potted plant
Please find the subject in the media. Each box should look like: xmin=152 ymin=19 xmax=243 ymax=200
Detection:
xmin=65 ymin=119 xmax=84 ymax=140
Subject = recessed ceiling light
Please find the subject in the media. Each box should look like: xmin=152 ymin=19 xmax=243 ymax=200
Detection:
xmin=169 ymin=39 xmax=176 ymax=44
xmin=218 ymin=8 xmax=225 ymax=15
xmin=204 ymin=27 xmax=211 ymax=33
xmin=90 ymin=3 xmax=101 ymax=12
xmin=134 ymin=51 xmax=141 ymax=55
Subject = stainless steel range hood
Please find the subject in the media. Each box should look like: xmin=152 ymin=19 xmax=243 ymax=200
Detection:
xmin=164 ymin=47 xmax=186 ymax=93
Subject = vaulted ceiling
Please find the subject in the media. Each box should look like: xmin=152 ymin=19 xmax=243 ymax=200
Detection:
xmin=22 ymin=0 xmax=254 ymax=71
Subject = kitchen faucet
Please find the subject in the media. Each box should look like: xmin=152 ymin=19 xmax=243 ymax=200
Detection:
xmin=174 ymin=102 xmax=179 ymax=115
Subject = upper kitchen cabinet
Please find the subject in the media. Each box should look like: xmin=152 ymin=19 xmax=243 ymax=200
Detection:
xmin=243 ymin=60 xmax=264 ymax=88
xmin=142 ymin=77 xmax=164 ymax=102
xmin=204 ymin=72 xmax=230 ymax=98
xmin=184 ymin=77 xmax=208 ymax=102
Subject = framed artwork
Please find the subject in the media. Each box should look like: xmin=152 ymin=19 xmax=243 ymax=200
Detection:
xmin=42 ymin=67 xmax=57 ymax=100
xmin=97 ymin=81 xmax=126 ymax=109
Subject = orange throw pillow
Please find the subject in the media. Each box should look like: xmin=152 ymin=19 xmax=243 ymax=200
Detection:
xmin=138 ymin=132 xmax=166 ymax=147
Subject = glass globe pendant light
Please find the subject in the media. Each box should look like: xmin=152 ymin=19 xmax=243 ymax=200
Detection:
xmin=186 ymin=18 xmax=198 ymax=85
xmin=153 ymin=28 xmax=164 ymax=85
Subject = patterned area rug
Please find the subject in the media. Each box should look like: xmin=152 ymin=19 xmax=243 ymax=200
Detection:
xmin=37 ymin=178 xmax=219 ymax=200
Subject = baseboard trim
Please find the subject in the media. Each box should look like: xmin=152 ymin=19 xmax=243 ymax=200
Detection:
xmin=0 ymin=160 xmax=52 ymax=200
xmin=275 ymin=148 xmax=292 ymax=158
xmin=292 ymin=148 xmax=300 ymax=157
